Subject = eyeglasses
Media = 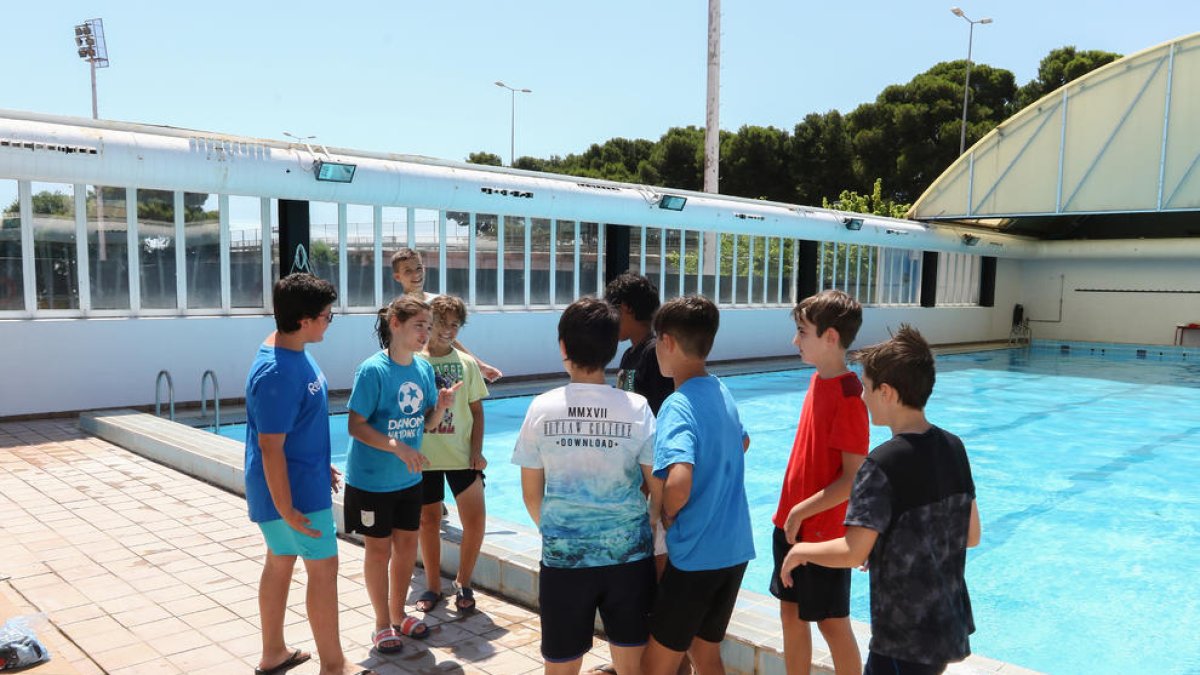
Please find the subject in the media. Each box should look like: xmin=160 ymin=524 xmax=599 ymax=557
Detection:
xmin=317 ymin=310 xmax=335 ymax=324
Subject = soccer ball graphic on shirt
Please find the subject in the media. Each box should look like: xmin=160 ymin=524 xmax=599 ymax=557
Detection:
xmin=397 ymin=381 xmax=424 ymax=415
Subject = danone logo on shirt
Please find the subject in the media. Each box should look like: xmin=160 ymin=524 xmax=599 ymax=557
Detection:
xmin=397 ymin=381 xmax=424 ymax=415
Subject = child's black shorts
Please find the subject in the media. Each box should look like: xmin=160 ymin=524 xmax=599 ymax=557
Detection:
xmin=538 ymin=557 xmax=655 ymax=662
xmin=420 ymin=469 xmax=484 ymax=506
xmin=769 ymin=526 xmax=851 ymax=621
xmin=343 ymin=483 xmax=422 ymax=537
xmin=649 ymin=559 xmax=747 ymax=652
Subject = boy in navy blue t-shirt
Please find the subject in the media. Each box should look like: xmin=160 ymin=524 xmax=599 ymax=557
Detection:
xmin=642 ymin=295 xmax=755 ymax=675
xmin=244 ymin=273 xmax=376 ymax=675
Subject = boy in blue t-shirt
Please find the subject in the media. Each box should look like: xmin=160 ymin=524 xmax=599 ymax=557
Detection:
xmin=243 ymin=273 xmax=376 ymax=675
xmin=512 ymin=298 xmax=658 ymax=675
xmin=345 ymin=296 xmax=459 ymax=653
xmin=642 ymin=295 xmax=755 ymax=675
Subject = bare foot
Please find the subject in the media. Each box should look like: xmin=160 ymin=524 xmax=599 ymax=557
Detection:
xmin=256 ymin=648 xmax=309 ymax=674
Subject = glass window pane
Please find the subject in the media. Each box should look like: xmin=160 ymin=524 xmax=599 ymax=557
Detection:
xmin=346 ymin=204 xmax=374 ymax=307
xmin=184 ymin=193 xmax=220 ymax=309
xmin=700 ymin=233 xmax=717 ymax=299
xmin=662 ymin=229 xmax=682 ymax=300
xmin=137 ymin=189 xmax=176 ymax=310
xmin=682 ymin=231 xmax=700 ymax=296
xmin=87 ymin=186 xmax=129 ymax=310
xmin=229 ymin=196 xmax=263 ymax=308
xmin=579 ymin=222 xmax=600 ymax=297
xmin=1 ymin=181 xmax=24 ymax=310
xmin=644 ymin=228 xmax=663 ymax=295
xmin=781 ymin=239 xmax=796 ymax=305
xmin=503 ymin=216 xmax=525 ymax=306
xmin=752 ymin=236 xmax=767 ymax=304
xmin=270 ymin=199 xmax=280 ymax=284
xmin=475 ymin=213 xmax=498 ymax=305
xmin=32 ymin=182 xmax=78 ymax=309
xmin=309 ymin=202 xmax=339 ymax=289
xmin=555 ymin=220 xmax=575 ymax=303
xmin=380 ymin=206 xmax=408 ymax=298
xmin=531 ymin=218 xmax=551 ymax=305
xmin=628 ymin=226 xmax=643 ymax=276
xmin=718 ymin=234 xmax=734 ymax=305
xmin=445 ymin=211 xmax=471 ymax=300
xmin=734 ymin=235 xmax=751 ymax=304
xmin=414 ymin=209 xmax=440 ymax=295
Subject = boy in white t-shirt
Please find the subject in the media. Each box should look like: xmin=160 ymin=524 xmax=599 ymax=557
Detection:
xmin=512 ymin=297 xmax=657 ymax=675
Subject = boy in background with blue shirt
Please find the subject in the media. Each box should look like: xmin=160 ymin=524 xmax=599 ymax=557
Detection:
xmin=642 ymin=295 xmax=755 ymax=675
xmin=244 ymin=273 xmax=375 ymax=675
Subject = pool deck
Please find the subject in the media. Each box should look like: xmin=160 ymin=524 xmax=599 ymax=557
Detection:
xmin=2 ymin=349 xmax=1042 ymax=675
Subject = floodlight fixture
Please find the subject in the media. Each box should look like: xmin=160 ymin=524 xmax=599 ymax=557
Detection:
xmin=841 ymin=216 xmax=864 ymax=231
xmin=961 ymin=233 xmax=980 ymax=246
xmin=658 ymin=195 xmax=687 ymax=211
xmin=73 ymin=18 xmax=109 ymax=119
xmin=313 ymin=160 xmax=357 ymax=183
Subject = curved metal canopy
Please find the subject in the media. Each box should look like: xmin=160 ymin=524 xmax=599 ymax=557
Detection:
xmin=909 ymin=32 xmax=1200 ymax=239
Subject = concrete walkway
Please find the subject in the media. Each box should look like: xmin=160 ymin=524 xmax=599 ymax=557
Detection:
xmin=0 ymin=419 xmax=615 ymax=674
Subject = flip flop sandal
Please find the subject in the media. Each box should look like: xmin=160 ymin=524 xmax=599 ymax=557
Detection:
xmin=394 ymin=615 xmax=431 ymax=639
xmin=371 ymin=626 xmax=403 ymax=654
xmin=454 ymin=585 xmax=476 ymax=612
xmin=253 ymin=649 xmax=311 ymax=675
xmin=414 ymin=589 xmax=442 ymax=613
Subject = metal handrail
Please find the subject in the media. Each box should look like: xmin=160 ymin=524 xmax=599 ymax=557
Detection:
xmin=201 ymin=370 xmax=220 ymax=431
xmin=155 ymin=370 xmax=175 ymax=421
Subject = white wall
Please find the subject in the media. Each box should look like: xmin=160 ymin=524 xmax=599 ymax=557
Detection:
xmin=1 ymin=263 xmax=1021 ymax=418
xmin=1017 ymin=257 xmax=1200 ymax=345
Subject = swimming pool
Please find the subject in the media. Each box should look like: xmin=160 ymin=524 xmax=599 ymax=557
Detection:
xmin=219 ymin=345 xmax=1200 ymax=673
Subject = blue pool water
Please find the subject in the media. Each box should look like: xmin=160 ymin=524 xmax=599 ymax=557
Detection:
xmin=219 ymin=347 xmax=1200 ymax=673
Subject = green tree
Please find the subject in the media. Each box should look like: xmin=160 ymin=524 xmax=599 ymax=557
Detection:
xmin=847 ymin=61 xmax=1016 ymax=202
xmin=789 ymin=111 xmax=857 ymax=205
xmin=719 ymin=125 xmax=791 ymax=201
xmin=466 ymin=151 xmax=503 ymax=166
xmin=650 ymin=126 xmax=704 ymax=191
xmin=1016 ymin=46 xmax=1122 ymax=110
xmin=822 ymin=178 xmax=910 ymax=218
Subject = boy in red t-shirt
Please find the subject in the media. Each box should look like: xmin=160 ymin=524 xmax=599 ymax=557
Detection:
xmin=771 ymin=289 xmax=869 ymax=675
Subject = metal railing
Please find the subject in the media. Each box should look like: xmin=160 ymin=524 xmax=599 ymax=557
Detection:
xmin=155 ymin=370 xmax=175 ymax=420
xmin=201 ymin=370 xmax=220 ymax=431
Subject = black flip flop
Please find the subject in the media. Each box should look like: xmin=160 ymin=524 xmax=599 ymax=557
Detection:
xmin=253 ymin=649 xmax=310 ymax=675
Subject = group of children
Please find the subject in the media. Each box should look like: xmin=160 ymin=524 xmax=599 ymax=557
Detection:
xmin=242 ymin=253 xmax=980 ymax=675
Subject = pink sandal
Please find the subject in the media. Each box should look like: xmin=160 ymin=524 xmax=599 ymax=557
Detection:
xmin=371 ymin=626 xmax=403 ymax=654
xmin=393 ymin=615 xmax=430 ymax=639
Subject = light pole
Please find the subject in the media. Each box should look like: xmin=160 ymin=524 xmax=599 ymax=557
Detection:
xmin=494 ymin=81 xmax=531 ymax=166
xmin=951 ymin=7 xmax=992 ymax=155
xmin=73 ymin=18 xmax=110 ymax=119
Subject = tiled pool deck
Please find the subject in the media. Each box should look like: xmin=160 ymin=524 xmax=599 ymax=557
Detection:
xmin=4 ymin=375 xmax=1040 ymax=674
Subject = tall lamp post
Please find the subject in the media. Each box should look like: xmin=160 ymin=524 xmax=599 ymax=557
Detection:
xmin=951 ymin=7 xmax=992 ymax=155
xmin=494 ymin=81 xmax=531 ymax=167
xmin=73 ymin=18 xmax=110 ymax=119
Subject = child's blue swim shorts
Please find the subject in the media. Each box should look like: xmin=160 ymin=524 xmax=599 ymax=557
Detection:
xmin=258 ymin=508 xmax=338 ymax=560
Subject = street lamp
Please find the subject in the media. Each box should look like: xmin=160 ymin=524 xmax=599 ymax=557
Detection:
xmin=951 ymin=7 xmax=992 ymax=155
xmin=73 ymin=18 xmax=110 ymax=119
xmin=494 ymin=81 xmax=532 ymax=166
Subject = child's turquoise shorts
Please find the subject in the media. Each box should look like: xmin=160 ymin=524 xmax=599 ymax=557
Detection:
xmin=258 ymin=508 xmax=338 ymax=560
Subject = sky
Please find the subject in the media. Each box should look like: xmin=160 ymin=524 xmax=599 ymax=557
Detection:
xmin=3 ymin=2 xmax=1199 ymax=165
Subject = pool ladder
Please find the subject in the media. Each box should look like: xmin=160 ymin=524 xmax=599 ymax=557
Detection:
xmin=201 ymin=370 xmax=221 ymax=432
xmin=155 ymin=370 xmax=175 ymax=421
xmin=154 ymin=369 xmax=220 ymax=431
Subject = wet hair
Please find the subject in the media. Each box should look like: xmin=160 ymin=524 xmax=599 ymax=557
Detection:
xmin=792 ymin=289 xmax=862 ymax=349
xmin=430 ymin=295 xmax=467 ymax=326
xmin=375 ymin=295 xmax=431 ymax=349
xmin=652 ymin=295 xmax=719 ymax=359
xmin=604 ymin=272 xmax=661 ymax=322
xmin=390 ymin=247 xmax=423 ymax=273
xmin=273 ymin=273 xmax=337 ymax=333
xmin=853 ymin=324 xmax=936 ymax=410
xmin=558 ymin=297 xmax=620 ymax=370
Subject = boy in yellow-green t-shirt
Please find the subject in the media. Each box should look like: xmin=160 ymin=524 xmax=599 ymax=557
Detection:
xmin=415 ymin=295 xmax=489 ymax=613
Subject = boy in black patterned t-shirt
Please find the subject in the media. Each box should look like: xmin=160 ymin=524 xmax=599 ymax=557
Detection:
xmin=780 ymin=325 xmax=981 ymax=675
